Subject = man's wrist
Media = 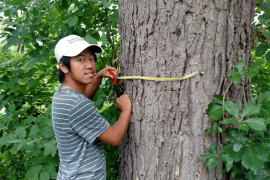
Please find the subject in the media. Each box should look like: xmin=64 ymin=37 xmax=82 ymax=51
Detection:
xmin=95 ymin=72 xmax=103 ymax=81
xmin=121 ymin=109 xmax=132 ymax=113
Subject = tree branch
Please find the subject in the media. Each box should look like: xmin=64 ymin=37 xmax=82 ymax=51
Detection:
xmin=85 ymin=0 xmax=102 ymax=29
xmin=104 ymin=8 xmax=116 ymax=65
xmin=23 ymin=11 xmax=48 ymax=37
xmin=49 ymin=12 xmax=57 ymax=27
xmin=23 ymin=10 xmax=52 ymax=43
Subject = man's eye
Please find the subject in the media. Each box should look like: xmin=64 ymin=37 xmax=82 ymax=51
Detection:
xmin=79 ymin=59 xmax=84 ymax=61
xmin=90 ymin=58 xmax=95 ymax=61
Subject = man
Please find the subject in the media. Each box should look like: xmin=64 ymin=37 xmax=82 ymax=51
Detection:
xmin=52 ymin=35 xmax=131 ymax=180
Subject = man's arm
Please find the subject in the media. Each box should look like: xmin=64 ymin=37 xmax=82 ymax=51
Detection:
xmin=85 ymin=66 xmax=117 ymax=100
xmin=98 ymin=95 xmax=131 ymax=146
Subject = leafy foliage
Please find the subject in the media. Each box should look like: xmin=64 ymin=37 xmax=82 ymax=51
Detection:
xmin=202 ymin=1 xmax=270 ymax=176
xmin=202 ymin=48 xmax=270 ymax=179
xmin=0 ymin=0 xmax=121 ymax=179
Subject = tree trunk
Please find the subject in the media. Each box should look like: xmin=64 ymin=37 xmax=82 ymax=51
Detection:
xmin=118 ymin=0 xmax=255 ymax=179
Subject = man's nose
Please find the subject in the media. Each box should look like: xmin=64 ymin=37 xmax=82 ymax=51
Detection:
xmin=85 ymin=60 xmax=93 ymax=68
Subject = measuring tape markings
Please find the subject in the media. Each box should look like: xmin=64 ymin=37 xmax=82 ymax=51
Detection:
xmin=108 ymin=68 xmax=206 ymax=84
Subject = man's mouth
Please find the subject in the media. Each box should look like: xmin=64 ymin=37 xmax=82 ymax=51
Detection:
xmin=85 ymin=72 xmax=94 ymax=77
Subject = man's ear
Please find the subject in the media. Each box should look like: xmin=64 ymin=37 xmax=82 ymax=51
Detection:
xmin=58 ymin=61 xmax=69 ymax=74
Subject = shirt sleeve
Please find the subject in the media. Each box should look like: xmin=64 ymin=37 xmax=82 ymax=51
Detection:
xmin=69 ymin=99 xmax=110 ymax=143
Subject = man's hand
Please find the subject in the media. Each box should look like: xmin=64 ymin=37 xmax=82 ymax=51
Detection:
xmin=98 ymin=95 xmax=131 ymax=146
xmin=116 ymin=95 xmax=132 ymax=112
xmin=85 ymin=66 xmax=117 ymax=100
xmin=96 ymin=66 xmax=118 ymax=80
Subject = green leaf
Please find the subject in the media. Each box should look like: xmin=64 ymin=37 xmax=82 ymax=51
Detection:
xmin=219 ymin=154 xmax=233 ymax=172
xmin=205 ymin=102 xmax=223 ymax=121
xmin=64 ymin=15 xmax=78 ymax=27
xmin=213 ymin=95 xmax=224 ymax=105
xmin=101 ymin=32 xmax=108 ymax=44
xmin=39 ymin=53 xmax=49 ymax=63
xmin=51 ymin=144 xmax=58 ymax=157
xmin=245 ymin=171 xmax=256 ymax=180
xmin=33 ymin=7 xmax=39 ymax=16
xmin=28 ymin=58 xmax=38 ymax=68
xmin=25 ymin=165 xmax=43 ymax=180
xmin=9 ymin=103 xmax=16 ymax=113
xmin=225 ymin=128 xmax=248 ymax=148
xmin=30 ymin=154 xmax=45 ymax=165
xmin=241 ymin=147 xmax=264 ymax=174
xmin=243 ymin=69 xmax=260 ymax=78
xmin=40 ymin=171 xmax=50 ymax=180
xmin=255 ymin=170 xmax=270 ymax=180
xmin=204 ymin=127 xmax=212 ymax=137
xmin=245 ymin=118 xmax=266 ymax=131
xmin=7 ymin=36 xmax=19 ymax=46
xmin=224 ymin=118 xmax=238 ymax=124
xmin=207 ymin=157 xmax=218 ymax=168
xmin=26 ymin=116 xmax=35 ymax=124
xmin=0 ymin=7 xmax=10 ymax=13
xmin=102 ymin=0 xmax=111 ymax=8
xmin=245 ymin=60 xmax=263 ymax=71
xmin=233 ymin=142 xmax=242 ymax=152
xmin=235 ymin=60 xmax=245 ymax=73
xmin=9 ymin=8 xmax=17 ymax=16
xmin=77 ymin=10 xmax=83 ymax=16
xmin=214 ymin=126 xmax=222 ymax=133
xmin=45 ymin=106 xmax=52 ymax=114
xmin=223 ymin=144 xmax=244 ymax=162
xmin=255 ymin=44 xmax=268 ymax=57
xmin=266 ymin=51 xmax=270 ymax=63
xmin=259 ymin=30 xmax=270 ymax=40
xmin=44 ymin=139 xmax=56 ymax=157
xmin=258 ymin=91 xmax=270 ymax=104
xmin=5 ymin=1 xmax=23 ymax=5
xmin=226 ymin=70 xmax=239 ymax=76
xmin=15 ymin=127 xmax=26 ymax=139
xmin=4 ymin=81 xmax=12 ymax=88
xmin=42 ymin=126 xmax=54 ymax=138
xmin=27 ymin=79 xmax=35 ymax=87
xmin=254 ymin=144 xmax=270 ymax=161
xmin=47 ymin=156 xmax=60 ymax=167
xmin=207 ymin=144 xmax=217 ymax=153
xmin=239 ymin=122 xmax=250 ymax=132
xmin=44 ymin=165 xmax=57 ymax=179
xmin=224 ymin=101 xmax=239 ymax=118
xmin=111 ymin=9 xmax=119 ymax=23
xmin=231 ymin=166 xmax=242 ymax=178
xmin=229 ymin=74 xmax=241 ymax=85
xmin=241 ymin=101 xmax=261 ymax=118
xmin=85 ymin=33 xmax=97 ymax=45
xmin=261 ymin=101 xmax=270 ymax=119
xmin=0 ymin=136 xmax=12 ymax=145
xmin=91 ymin=31 xmax=100 ymax=41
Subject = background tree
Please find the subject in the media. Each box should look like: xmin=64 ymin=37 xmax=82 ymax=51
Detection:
xmin=0 ymin=0 xmax=121 ymax=179
xmin=117 ymin=0 xmax=256 ymax=179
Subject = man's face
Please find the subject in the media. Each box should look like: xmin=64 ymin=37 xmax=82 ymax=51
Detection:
xmin=69 ymin=48 xmax=96 ymax=85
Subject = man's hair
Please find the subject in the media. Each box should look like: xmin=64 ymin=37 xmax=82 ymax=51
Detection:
xmin=57 ymin=51 xmax=97 ymax=83
xmin=57 ymin=56 xmax=71 ymax=83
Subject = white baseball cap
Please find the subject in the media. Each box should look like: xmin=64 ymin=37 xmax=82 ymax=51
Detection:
xmin=54 ymin=35 xmax=102 ymax=62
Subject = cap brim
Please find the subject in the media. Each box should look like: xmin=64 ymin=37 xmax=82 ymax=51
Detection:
xmin=64 ymin=44 xmax=102 ymax=57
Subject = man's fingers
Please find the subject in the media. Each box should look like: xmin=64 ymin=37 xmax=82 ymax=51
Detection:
xmin=106 ymin=66 xmax=117 ymax=72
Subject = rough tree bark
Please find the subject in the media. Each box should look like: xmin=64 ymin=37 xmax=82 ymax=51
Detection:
xmin=118 ymin=0 xmax=255 ymax=179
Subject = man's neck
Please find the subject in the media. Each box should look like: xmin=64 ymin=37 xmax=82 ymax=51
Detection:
xmin=61 ymin=78 xmax=87 ymax=94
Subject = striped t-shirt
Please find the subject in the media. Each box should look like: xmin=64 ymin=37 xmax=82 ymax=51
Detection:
xmin=52 ymin=88 xmax=110 ymax=180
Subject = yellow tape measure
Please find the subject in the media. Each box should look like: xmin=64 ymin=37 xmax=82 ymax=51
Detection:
xmin=108 ymin=68 xmax=206 ymax=84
